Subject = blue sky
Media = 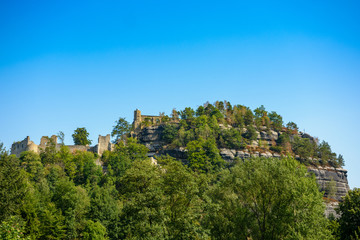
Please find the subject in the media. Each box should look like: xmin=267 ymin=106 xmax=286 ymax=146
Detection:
xmin=1 ymin=0 xmax=359 ymax=188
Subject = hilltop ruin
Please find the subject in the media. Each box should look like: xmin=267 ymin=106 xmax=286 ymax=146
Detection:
xmin=11 ymin=134 xmax=114 ymax=157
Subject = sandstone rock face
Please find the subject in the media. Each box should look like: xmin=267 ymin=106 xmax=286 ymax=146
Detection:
xmin=136 ymin=125 xmax=350 ymax=218
xmin=220 ymin=148 xmax=235 ymax=161
xmin=159 ymin=147 xmax=187 ymax=161
xmin=138 ymin=125 xmax=164 ymax=143
xmin=308 ymin=166 xmax=349 ymax=201
xmin=308 ymin=166 xmax=350 ymax=218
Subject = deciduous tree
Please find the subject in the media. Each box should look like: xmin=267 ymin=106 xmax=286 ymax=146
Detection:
xmin=111 ymin=117 xmax=131 ymax=143
xmin=72 ymin=127 xmax=92 ymax=146
xmin=337 ymin=188 xmax=360 ymax=240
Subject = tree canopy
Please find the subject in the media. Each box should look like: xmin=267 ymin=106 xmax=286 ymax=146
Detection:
xmin=111 ymin=117 xmax=131 ymax=143
xmin=72 ymin=127 xmax=92 ymax=146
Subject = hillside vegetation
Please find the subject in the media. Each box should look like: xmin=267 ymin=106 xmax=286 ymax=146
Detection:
xmin=0 ymin=101 xmax=357 ymax=240
xmin=145 ymin=101 xmax=344 ymax=169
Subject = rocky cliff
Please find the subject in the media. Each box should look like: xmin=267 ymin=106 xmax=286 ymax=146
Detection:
xmin=136 ymin=124 xmax=350 ymax=217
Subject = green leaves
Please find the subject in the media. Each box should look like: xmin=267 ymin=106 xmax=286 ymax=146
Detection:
xmin=337 ymin=188 xmax=360 ymax=240
xmin=111 ymin=117 xmax=131 ymax=144
xmin=205 ymin=157 xmax=332 ymax=240
xmin=186 ymin=138 xmax=224 ymax=173
xmin=72 ymin=127 xmax=92 ymax=146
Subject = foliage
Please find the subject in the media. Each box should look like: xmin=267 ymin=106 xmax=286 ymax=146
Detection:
xmin=0 ymin=216 xmax=30 ymax=240
xmin=293 ymin=136 xmax=315 ymax=160
xmin=270 ymin=145 xmax=282 ymax=153
xmin=243 ymin=125 xmax=257 ymax=140
xmin=268 ymin=111 xmax=283 ymax=131
xmin=219 ymin=128 xmax=245 ymax=150
xmin=72 ymin=127 xmax=92 ymax=146
xmin=40 ymin=137 xmax=59 ymax=165
xmin=317 ymin=141 xmax=337 ymax=165
xmin=118 ymin=159 xmax=164 ymax=239
xmin=0 ymin=153 xmax=28 ymax=220
xmin=337 ymin=154 xmax=345 ymax=167
xmin=0 ymin=142 xmax=6 ymax=155
xmin=286 ymin=121 xmax=298 ymax=133
xmin=162 ymin=123 xmax=178 ymax=143
xmin=0 ymin=101 xmax=349 ymax=239
xmin=111 ymin=117 xmax=131 ymax=143
xmin=57 ymin=131 xmax=65 ymax=145
xmin=205 ymin=157 xmax=333 ymax=239
xmin=337 ymin=188 xmax=360 ymax=240
xmin=83 ymin=220 xmax=108 ymax=240
xmin=186 ymin=138 xmax=224 ymax=173
xmin=180 ymin=107 xmax=195 ymax=120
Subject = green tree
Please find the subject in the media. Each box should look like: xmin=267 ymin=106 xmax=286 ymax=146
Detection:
xmin=83 ymin=220 xmax=108 ymax=240
xmin=219 ymin=128 xmax=245 ymax=150
xmin=326 ymin=178 xmax=337 ymax=202
xmin=72 ymin=151 xmax=102 ymax=186
xmin=244 ymin=109 xmax=254 ymax=126
xmin=254 ymin=105 xmax=267 ymax=119
xmin=72 ymin=127 xmax=92 ymax=146
xmin=286 ymin=121 xmax=298 ymax=133
xmin=180 ymin=107 xmax=195 ymax=120
xmin=160 ymin=156 xmax=208 ymax=239
xmin=40 ymin=137 xmax=59 ymax=165
xmin=317 ymin=140 xmax=336 ymax=165
xmin=293 ymin=136 xmax=314 ymax=161
xmin=337 ymin=188 xmax=360 ymax=240
xmin=205 ymin=157 xmax=332 ymax=240
xmin=0 ymin=142 xmax=7 ymax=155
xmin=186 ymin=138 xmax=224 ymax=173
xmin=171 ymin=108 xmax=179 ymax=121
xmin=111 ymin=117 xmax=131 ymax=143
xmin=57 ymin=131 xmax=65 ymax=145
xmin=268 ymin=111 xmax=283 ymax=131
xmin=0 ymin=216 xmax=30 ymax=240
xmin=118 ymin=159 xmax=164 ymax=239
xmin=337 ymin=154 xmax=345 ymax=167
xmin=196 ymin=105 xmax=205 ymax=116
xmin=162 ymin=124 xmax=178 ymax=143
xmin=243 ymin=125 xmax=257 ymax=141
xmin=19 ymin=151 xmax=44 ymax=182
xmin=87 ymin=184 xmax=121 ymax=239
xmin=0 ymin=153 xmax=28 ymax=220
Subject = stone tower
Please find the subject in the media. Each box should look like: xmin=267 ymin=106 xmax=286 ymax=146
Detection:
xmin=133 ymin=109 xmax=142 ymax=133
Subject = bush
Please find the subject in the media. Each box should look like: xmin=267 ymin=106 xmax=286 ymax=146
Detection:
xmin=243 ymin=125 xmax=257 ymax=140
xmin=270 ymin=146 xmax=282 ymax=153
xmin=219 ymin=128 xmax=246 ymax=150
xmin=162 ymin=124 xmax=178 ymax=143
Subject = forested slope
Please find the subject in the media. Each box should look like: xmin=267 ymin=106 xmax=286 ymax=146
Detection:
xmin=0 ymin=101 xmax=357 ymax=239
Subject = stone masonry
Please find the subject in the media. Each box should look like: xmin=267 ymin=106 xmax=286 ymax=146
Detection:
xmin=11 ymin=134 xmax=114 ymax=157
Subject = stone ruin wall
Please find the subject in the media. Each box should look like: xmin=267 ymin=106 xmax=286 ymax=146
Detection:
xmin=133 ymin=109 xmax=163 ymax=134
xmin=11 ymin=134 xmax=114 ymax=157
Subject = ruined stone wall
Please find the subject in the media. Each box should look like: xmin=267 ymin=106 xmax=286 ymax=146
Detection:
xmin=11 ymin=134 xmax=114 ymax=157
xmin=133 ymin=109 xmax=163 ymax=134
xmin=66 ymin=145 xmax=90 ymax=153
xmin=96 ymin=134 xmax=113 ymax=156
xmin=11 ymin=136 xmax=31 ymax=157
xmin=39 ymin=135 xmax=58 ymax=147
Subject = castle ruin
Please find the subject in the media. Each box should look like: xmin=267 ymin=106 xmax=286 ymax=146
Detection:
xmin=11 ymin=109 xmax=164 ymax=157
xmin=11 ymin=134 xmax=114 ymax=157
xmin=132 ymin=109 xmax=163 ymax=134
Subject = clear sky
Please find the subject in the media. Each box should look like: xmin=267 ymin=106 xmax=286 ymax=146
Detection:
xmin=1 ymin=0 xmax=359 ymax=188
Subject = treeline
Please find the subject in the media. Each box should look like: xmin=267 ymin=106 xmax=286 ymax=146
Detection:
xmin=0 ymin=139 xmax=358 ymax=239
xmin=152 ymin=101 xmax=344 ymax=167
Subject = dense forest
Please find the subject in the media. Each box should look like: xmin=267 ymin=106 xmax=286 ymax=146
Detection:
xmin=0 ymin=101 xmax=359 ymax=239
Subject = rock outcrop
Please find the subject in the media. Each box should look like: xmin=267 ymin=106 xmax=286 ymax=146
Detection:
xmin=308 ymin=166 xmax=350 ymax=217
xmin=136 ymin=124 xmax=350 ymax=217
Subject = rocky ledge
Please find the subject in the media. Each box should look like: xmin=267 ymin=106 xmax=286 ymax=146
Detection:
xmin=136 ymin=125 xmax=350 ymax=217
